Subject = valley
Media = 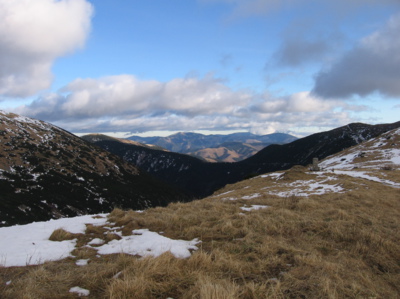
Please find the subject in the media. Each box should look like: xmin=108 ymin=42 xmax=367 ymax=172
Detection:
xmin=1 ymin=124 xmax=399 ymax=298
xmin=126 ymin=132 xmax=298 ymax=162
xmin=84 ymin=120 xmax=400 ymax=198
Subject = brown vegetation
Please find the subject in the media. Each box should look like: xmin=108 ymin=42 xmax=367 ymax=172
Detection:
xmin=1 ymin=165 xmax=400 ymax=298
xmin=1 ymin=183 xmax=399 ymax=297
xmin=48 ymin=228 xmax=78 ymax=242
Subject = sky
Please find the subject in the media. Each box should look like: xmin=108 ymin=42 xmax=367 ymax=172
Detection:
xmin=0 ymin=0 xmax=400 ymax=137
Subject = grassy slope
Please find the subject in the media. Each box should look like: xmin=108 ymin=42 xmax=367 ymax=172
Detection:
xmin=1 ymin=165 xmax=399 ymax=298
xmin=2 ymin=128 xmax=400 ymax=298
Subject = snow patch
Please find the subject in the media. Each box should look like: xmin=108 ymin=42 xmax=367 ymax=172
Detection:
xmin=334 ymin=170 xmax=400 ymax=188
xmin=75 ymin=259 xmax=89 ymax=266
xmin=0 ymin=215 xmax=107 ymax=267
xmin=263 ymin=176 xmax=345 ymax=197
xmin=240 ymin=205 xmax=270 ymax=211
xmin=242 ymin=193 xmax=260 ymax=200
xmin=0 ymin=215 xmax=201 ymax=267
xmin=221 ymin=197 xmax=237 ymax=201
xmin=69 ymin=286 xmax=90 ymax=297
xmin=215 ymin=190 xmax=234 ymax=197
xmin=96 ymin=229 xmax=200 ymax=259
xmin=88 ymin=238 xmax=105 ymax=246
xmin=260 ymin=172 xmax=282 ymax=179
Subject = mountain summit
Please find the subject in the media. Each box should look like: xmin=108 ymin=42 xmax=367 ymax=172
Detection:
xmin=127 ymin=132 xmax=297 ymax=162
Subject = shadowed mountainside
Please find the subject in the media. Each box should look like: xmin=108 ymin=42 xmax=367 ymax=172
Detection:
xmin=127 ymin=132 xmax=297 ymax=162
xmin=84 ymin=121 xmax=400 ymax=198
xmin=0 ymin=111 xmax=189 ymax=227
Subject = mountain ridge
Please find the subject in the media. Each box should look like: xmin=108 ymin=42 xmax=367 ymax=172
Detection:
xmin=126 ymin=131 xmax=297 ymax=161
xmin=0 ymin=111 xmax=189 ymax=227
xmin=85 ymin=120 xmax=400 ymax=198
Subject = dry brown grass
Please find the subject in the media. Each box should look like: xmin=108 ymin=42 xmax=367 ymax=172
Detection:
xmin=1 ymin=168 xmax=400 ymax=298
xmin=48 ymin=228 xmax=77 ymax=242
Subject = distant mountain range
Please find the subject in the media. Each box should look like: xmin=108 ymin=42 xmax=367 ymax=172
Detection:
xmin=84 ymin=120 xmax=400 ymax=198
xmin=2 ymin=110 xmax=400 ymax=226
xmin=0 ymin=111 xmax=188 ymax=227
xmin=127 ymin=132 xmax=297 ymax=162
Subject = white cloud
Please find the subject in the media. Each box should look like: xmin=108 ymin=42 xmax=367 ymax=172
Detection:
xmin=250 ymin=92 xmax=337 ymax=113
xmin=15 ymin=75 xmax=358 ymax=135
xmin=19 ymin=74 xmax=251 ymax=120
xmin=0 ymin=0 xmax=93 ymax=97
xmin=313 ymin=13 xmax=400 ymax=99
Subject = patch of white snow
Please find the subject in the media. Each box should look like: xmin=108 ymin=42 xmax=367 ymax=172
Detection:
xmin=75 ymin=259 xmax=89 ymax=266
xmin=88 ymin=238 xmax=105 ymax=245
xmin=0 ymin=215 xmax=107 ymax=267
xmin=242 ymin=193 xmax=260 ymax=200
xmin=69 ymin=286 xmax=90 ymax=297
xmin=96 ymin=229 xmax=199 ymax=259
xmin=240 ymin=205 xmax=270 ymax=211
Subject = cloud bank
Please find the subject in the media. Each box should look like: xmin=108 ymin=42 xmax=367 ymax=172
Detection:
xmin=4 ymin=0 xmax=397 ymax=135
xmin=313 ymin=13 xmax=400 ymax=99
xmin=0 ymin=0 xmax=93 ymax=98
xmin=16 ymin=75 xmax=355 ymax=135
xmin=208 ymin=0 xmax=400 ymax=100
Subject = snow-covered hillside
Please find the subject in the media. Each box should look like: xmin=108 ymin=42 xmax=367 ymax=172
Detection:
xmin=320 ymin=128 xmax=400 ymax=170
xmin=214 ymin=127 xmax=400 ymax=200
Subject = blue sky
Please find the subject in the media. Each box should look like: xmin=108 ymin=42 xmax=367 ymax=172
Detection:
xmin=1 ymin=0 xmax=399 ymax=137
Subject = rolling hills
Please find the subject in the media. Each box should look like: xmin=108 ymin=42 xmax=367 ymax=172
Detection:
xmin=1 ymin=126 xmax=399 ymax=298
xmin=84 ymin=120 xmax=400 ymax=198
xmin=127 ymin=132 xmax=297 ymax=162
xmin=187 ymin=141 xmax=265 ymax=162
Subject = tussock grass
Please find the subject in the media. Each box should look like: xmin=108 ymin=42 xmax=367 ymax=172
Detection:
xmin=2 ymin=168 xmax=400 ymax=298
xmin=48 ymin=228 xmax=77 ymax=242
xmin=71 ymin=247 xmax=98 ymax=260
